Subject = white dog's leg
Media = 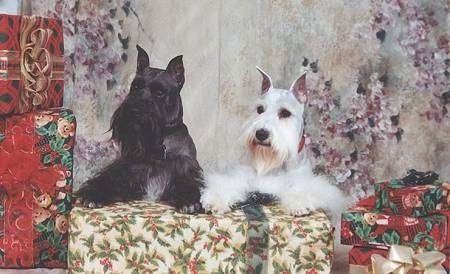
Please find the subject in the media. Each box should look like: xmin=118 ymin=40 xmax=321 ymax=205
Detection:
xmin=278 ymin=174 xmax=351 ymax=224
xmin=201 ymin=165 xmax=254 ymax=213
xmin=253 ymin=174 xmax=286 ymax=199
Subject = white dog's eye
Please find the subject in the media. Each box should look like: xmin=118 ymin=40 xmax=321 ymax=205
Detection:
xmin=279 ymin=108 xmax=292 ymax=118
xmin=256 ymin=105 xmax=265 ymax=114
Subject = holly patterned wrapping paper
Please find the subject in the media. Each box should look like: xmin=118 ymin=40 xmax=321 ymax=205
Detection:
xmin=374 ymin=180 xmax=450 ymax=217
xmin=0 ymin=108 xmax=76 ymax=268
xmin=69 ymin=202 xmax=334 ymax=274
xmin=340 ymin=205 xmax=449 ymax=251
xmin=0 ymin=14 xmax=64 ymax=115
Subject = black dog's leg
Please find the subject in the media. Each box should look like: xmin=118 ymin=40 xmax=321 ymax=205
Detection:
xmin=161 ymin=155 xmax=204 ymax=213
xmin=75 ymin=159 xmax=148 ymax=208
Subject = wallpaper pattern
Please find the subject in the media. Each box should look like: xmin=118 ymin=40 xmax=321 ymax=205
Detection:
xmin=31 ymin=0 xmax=450 ymax=199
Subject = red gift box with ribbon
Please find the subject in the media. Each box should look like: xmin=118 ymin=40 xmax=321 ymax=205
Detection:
xmin=340 ymin=197 xmax=450 ymax=251
xmin=0 ymin=108 xmax=75 ymax=268
xmin=374 ymin=180 xmax=450 ymax=217
xmin=0 ymin=14 xmax=64 ymax=115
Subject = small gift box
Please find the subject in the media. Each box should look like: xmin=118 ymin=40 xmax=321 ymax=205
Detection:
xmin=69 ymin=202 xmax=334 ymax=273
xmin=349 ymin=246 xmax=389 ymax=266
xmin=349 ymin=245 xmax=450 ymax=273
xmin=349 ymin=246 xmax=389 ymax=274
xmin=374 ymin=180 xmax=450 ymax=217
xmin=0 ymin=14 xmax=64 ymax=115
xmin=340 ymin=205 xmax=449 ymax=251
xmin=0 ymin=108 xmax=76 ymax=268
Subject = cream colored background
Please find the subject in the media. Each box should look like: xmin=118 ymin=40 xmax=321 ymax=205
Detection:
xmin=22 ymin=0 xmax=450 ymax=192
xmin=118 ymin=0 xmax=450 ymax=181
xmin=121 ymin=0 xmax=374 ymax=169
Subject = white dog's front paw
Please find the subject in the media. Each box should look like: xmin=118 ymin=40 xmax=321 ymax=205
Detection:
xmin=206 ymin=204 xmax=232 ymax=214
xmin=288 ymin=206 xmax=314 ymax=216
xmin=202 ymin=201 xmax=232 ymax=214
xmin=200 ymin=190 xmax=232 ymax=214
xmin=280 ymin=193 xmax=318 ymax=216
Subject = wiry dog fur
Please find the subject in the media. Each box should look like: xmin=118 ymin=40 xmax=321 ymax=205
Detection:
xmin=76 ymin=45 xmax=204 ymax=213
xmin=201 ymin=67 xmax=349 ymax=222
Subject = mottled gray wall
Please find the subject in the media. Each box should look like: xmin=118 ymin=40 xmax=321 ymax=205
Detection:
xmin=125 ymin=0 xmax=375 ymax=168
xmin=30 ymin=0 xmax=450 ymax=197
xmin=125 ymin=0 xmax=450 ymax=186
xmin=0 ymin=0 xmax=19 ymax=14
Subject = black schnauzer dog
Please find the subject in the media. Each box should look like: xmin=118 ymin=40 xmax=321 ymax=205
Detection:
xmin=76 ymin=45 xmax=204 ymax=213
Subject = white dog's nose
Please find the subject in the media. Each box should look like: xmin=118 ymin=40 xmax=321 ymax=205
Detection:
xmin=255 ymin=128 xmax=269 ymax=141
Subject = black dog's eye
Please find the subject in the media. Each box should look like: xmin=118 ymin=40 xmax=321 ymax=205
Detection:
xmin=257 ymin=105 xmax=265 ymax=114
xmin=154 ymin=90 xmax=165 ymax=97
xmin=279 ymin=108 xmax=292 ymax=118
xmin=131 ymin=78 xmax=144 ymax=90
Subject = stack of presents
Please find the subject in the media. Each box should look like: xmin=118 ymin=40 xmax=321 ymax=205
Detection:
xmin=2 ymin=13 xmax=449 ymax=274
xmin=341 ymin=169 xmax=450 ymax=273
xmin=0 ymin=13 xmax=76 ymax=268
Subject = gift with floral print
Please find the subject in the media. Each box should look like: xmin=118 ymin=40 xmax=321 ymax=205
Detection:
xmin=373 ymin=170 xmax=450 ymax=217
xmin=69 ymin=202 xmax=333 ymax=273
xmin=0 ymin=14 xmax=64 ymax=115
xmin=0 ymin=108 xmax=76 ymax=268
xmin=340 ymin=203 xmax=449 ymax=251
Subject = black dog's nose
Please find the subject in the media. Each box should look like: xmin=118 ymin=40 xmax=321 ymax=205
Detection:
xmin=255 ymin=129 xmax=269 ymax=141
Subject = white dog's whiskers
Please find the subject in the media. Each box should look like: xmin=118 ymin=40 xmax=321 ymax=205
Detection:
xmin=247 ymin=137 xmax=287 ymax=175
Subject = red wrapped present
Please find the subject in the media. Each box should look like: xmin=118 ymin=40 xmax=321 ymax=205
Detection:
xmin=340 ymin=204 xmax=449 ymax=251
xmin=0 ymin=108 xmax=75 ymax=268
xmin=0 ymin=14 xmax=64 ymax=115
xmin=349 ymin=246 xmax=389 ymax=266
xmin=374 ymin=180 xmax=450 ymax=217
xmin=349 ymin=246 xmax=450 ymax=273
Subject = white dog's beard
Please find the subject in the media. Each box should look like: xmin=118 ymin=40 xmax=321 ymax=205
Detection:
xmin=248 ymin=141 xmax=287 ymax=175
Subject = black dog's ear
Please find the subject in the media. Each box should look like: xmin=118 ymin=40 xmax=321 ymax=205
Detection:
xmin=136 ymin=45 xmax=149 ymax=73
xmin=166 ymin=55 xmax=185 ymax=86
xmin=110 ymin=102 xmax=126 ymax=143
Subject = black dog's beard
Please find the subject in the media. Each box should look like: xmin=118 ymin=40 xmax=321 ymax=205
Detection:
xmin=164 ymin=97 xmax=183 ymax=128
xmin=109 ymin=98 xmax=164 ymax=160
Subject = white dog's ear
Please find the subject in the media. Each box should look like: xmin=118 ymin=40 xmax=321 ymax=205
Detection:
xmin=290 ymin=71 xmax=307 ymax=103
xmin=256 ymin=66 xmax=273 ymax=94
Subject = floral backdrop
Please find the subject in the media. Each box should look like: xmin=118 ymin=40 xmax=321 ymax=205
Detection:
xmin=29 ymin=0 xmax=450 ymax=200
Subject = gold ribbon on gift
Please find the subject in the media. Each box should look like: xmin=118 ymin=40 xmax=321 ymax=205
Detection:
xmin=371 ymin=245 xmax=447 ymax=274
xmin=0 ymin=15 xmax=64 ymax=112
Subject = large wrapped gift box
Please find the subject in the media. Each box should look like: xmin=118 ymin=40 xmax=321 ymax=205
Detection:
xmin=341 ymin=205 xmax=449 ymax=251
xmin=69 ymin=202 xmax=334 ymax=273
xmin=374 ymin=180 xmax=450 ymax=217
xmin=0 ymin=14 xmax=64 ymax=115
xmin=0 ymin=108 xmax=76 ymax=268
xmin=348 ymin=246 xmax=450 ymax=273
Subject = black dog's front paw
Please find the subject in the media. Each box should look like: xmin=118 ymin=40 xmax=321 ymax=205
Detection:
xmin=75 ymin=197 xmax=104 ymax=209
xmin=178 ymin=201 xmax=203 ymax=214
xmin=74 ymin=188 xmax=105 ymax=209
xmin=170 ymin=191 xmax=204 ymax=214
xmin=164 ymin=185 xmax=204 ymax=214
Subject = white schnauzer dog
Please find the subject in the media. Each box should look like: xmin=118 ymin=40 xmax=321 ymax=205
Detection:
xmin=201 ymin=67 xmax=348 ymax=221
